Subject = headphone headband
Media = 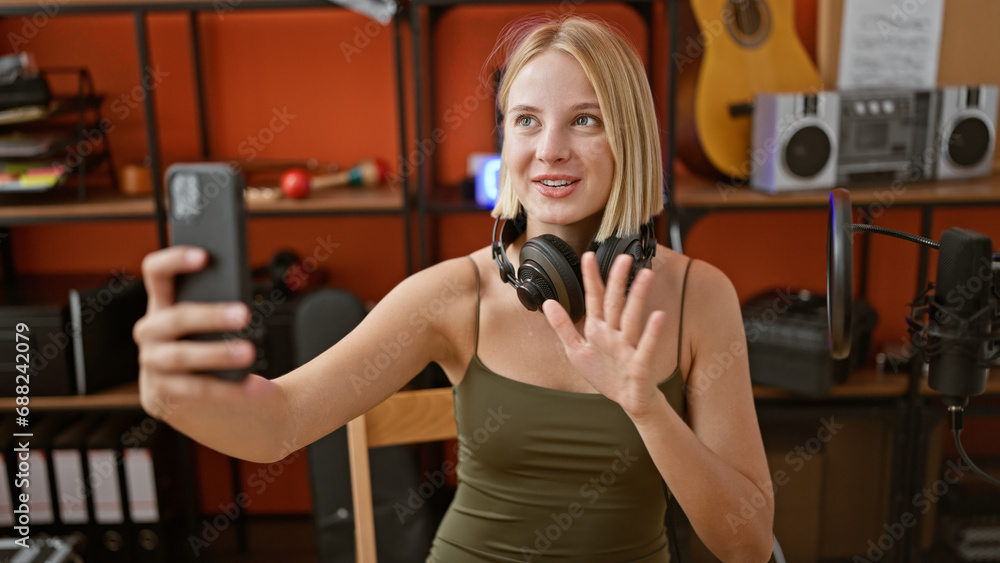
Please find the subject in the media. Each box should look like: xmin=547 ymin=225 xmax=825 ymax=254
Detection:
xmin=492 ymin=212 xmax=526 ymax=285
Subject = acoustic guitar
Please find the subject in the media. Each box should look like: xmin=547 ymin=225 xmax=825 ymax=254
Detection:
xmin=675 ymin=0 xmax=823 ymax=180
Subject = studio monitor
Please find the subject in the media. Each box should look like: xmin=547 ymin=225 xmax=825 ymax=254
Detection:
xmin=750 ymin=91 xmax=840 ymax=193
xmin=935 ymin=85 xmax=998 ymax=181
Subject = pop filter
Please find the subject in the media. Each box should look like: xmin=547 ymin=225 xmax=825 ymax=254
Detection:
xmin=827 ymin=188 xmax=853 ymax=360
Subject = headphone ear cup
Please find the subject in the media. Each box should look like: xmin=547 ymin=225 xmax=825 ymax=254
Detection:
xmin=592 ymin=236 xmax=624 ymax=283
xmin=593 ymin=235 xmax=647 ymax=289
xmin=519 ymin=234 xmax=586 ymax=323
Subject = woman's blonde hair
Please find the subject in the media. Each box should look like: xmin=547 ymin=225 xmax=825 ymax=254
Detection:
xmin=488 ymin=15 xmax=663 ymax=241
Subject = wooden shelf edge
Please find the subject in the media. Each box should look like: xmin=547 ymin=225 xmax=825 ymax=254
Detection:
xmin=246 ymin=186 xmax=405 ymax=215
xmin=753 ymin=367 xmax=1000 ymax=401
xmin=0 ymin=382 xmax=141 ymax=411
xmin=0 ymin=190 xmax=155 ymax=223
xmin=673 ymin=170 xmax=1000 ymax=210
xmin=752 ymin=366 xmax=909 ymax=400
xmin=0 ymin=186 xmax=407 ymax=224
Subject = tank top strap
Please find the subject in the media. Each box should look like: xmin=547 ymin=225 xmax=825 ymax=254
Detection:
xmin=677 ymin=258 xmax=694 ymax=362
xmin=467 ymin=256 xmax=481 ymax=354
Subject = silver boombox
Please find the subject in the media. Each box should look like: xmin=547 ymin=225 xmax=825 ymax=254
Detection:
xmin=750 ymin=85 xmax=998 ymax=193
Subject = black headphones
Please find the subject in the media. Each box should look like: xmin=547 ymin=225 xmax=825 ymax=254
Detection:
xmin=492 ymin=213 xmax=656 ymax=324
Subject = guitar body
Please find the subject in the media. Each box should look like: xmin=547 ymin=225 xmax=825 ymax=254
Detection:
xmin=676 ymin=0 xmax=823 ymax=180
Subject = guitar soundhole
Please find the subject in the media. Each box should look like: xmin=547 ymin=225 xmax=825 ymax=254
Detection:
xmin=726 ymin=0 xmax=771 ymax=48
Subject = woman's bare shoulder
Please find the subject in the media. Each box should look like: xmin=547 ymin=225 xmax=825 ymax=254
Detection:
xmin=665 ymin=253 xmax=744 ymax=355
xmin=390 ymin=249 xmax=493 ymax=370
xmin=394 ymin=250 xmax=488 ymax=298
xmin=651 ymin=246 xmax=732 ymax=295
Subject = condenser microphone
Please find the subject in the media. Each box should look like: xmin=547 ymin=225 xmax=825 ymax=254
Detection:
xmin=926 ymin=228 xmax=995 ymax=406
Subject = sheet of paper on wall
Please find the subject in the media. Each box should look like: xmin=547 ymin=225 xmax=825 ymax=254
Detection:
xmin=326 ymin=0 xmax=396 ymax=25
xmin=837 ymin=0 xmax=945 ymax=89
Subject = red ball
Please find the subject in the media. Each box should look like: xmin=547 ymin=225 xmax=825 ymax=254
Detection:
xmin=281 ymin=169 xmax=311 ymax=199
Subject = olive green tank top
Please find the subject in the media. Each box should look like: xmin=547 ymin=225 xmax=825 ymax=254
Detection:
xmin=426 ymin=257 xmax=692 ymax=562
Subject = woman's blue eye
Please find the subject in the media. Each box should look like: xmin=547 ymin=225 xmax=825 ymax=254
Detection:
xmin=516 ymin=116 xmax=536 ymax=127
xmin=575 ymin=115 xmax=600 ymax=126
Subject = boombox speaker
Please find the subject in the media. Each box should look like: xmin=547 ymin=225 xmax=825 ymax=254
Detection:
xmin=935 ymin=85 xmax=998 ymax=181
xmin=751 ymin=92 xmax=840 ymax=193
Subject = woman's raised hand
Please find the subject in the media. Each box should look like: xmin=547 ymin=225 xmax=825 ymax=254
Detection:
xmin=542 ymin=252 xmax=667 ymax=418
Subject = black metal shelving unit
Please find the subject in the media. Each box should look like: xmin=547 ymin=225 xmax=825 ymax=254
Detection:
xmin=0 ymin=2 xmax=415 ymax=561
xmin=0 ymin=0 xmax=414 ymax=273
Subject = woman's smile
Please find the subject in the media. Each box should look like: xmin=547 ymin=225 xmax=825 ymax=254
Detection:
xmin=532 ymin=174 xmax=581 ymax=198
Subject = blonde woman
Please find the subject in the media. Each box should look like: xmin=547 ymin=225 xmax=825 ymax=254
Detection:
xmin=135 ymin=15 xmax=774 ymax=562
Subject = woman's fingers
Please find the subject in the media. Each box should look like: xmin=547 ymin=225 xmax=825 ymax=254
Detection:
xmin=543 ymin=299 xmax=585 ymax=350
xmin=146 ymin=371 xmax=269 ymax=409
xmin=140 ymin=338 xmax=256 ymax=374
xmin=633 ymin=310 xmax=667 ymax=368
xmin=580 ymin=252 xmax=605 ymax=322
xmin=134 ymin=301 xmax=249 ymax=343
xmin=620 ymin=268 xmax=655 ymax=346
xmin=603 ymin=254 xmax=634 ymax=330
xmin=141 ymin=246 xmax=208 ymax=312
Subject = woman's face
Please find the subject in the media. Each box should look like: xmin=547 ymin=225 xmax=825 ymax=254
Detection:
xmin=503 ymin=49 xmax=615 ymax=230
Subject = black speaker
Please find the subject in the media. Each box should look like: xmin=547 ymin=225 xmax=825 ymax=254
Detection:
xmin=298 ymin=290 xmax=436 ymax=562
xmin=69 ymin=274 xmax=147 ymax=395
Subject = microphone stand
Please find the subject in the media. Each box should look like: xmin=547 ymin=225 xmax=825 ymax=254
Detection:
xmin=832 ymin=204 xmax=1000 ymax=561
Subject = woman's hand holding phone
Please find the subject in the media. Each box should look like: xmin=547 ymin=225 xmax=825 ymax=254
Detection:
xmin=133 ymin=246 xmax=270 ymax=422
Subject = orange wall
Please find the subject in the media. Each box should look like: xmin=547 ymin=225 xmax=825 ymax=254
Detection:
xmin=3 ymin=0 xmax=998 ymax=518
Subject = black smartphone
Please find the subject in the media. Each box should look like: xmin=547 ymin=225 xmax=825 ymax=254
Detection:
xmin=166 ymin=163 xmax=254 ymax=381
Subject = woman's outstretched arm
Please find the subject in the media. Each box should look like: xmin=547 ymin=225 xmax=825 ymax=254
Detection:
xmin=135 ymin=246 xmax=473 ymax=463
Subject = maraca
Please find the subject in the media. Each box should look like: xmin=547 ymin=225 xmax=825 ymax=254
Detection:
xmin=281 ymin=157 xmax=387 ymax=199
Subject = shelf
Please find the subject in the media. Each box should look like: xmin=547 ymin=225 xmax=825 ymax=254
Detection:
xmin=752 ymin=366 xmax=907 ymax=400
xmin=752 ymin=366 xmax=1000 ymax=400
xmin=0 ymin=382 xmax=141 ymax=411
xmin=247 ymin=186 xmax=405 ymax=217
xmin=0 ymin=184 xmax=407 ymax=225
xmin=672 ymin=169 xmax=1000 ymax=211
xmin=0 ymin=0 xmax=340 ymax=15
xmin=0 ymin=188 xmax=155 ymax=224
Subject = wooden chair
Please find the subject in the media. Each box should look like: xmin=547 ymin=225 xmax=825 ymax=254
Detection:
xmin=346 ymin=387 xmax=457 ymax=563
